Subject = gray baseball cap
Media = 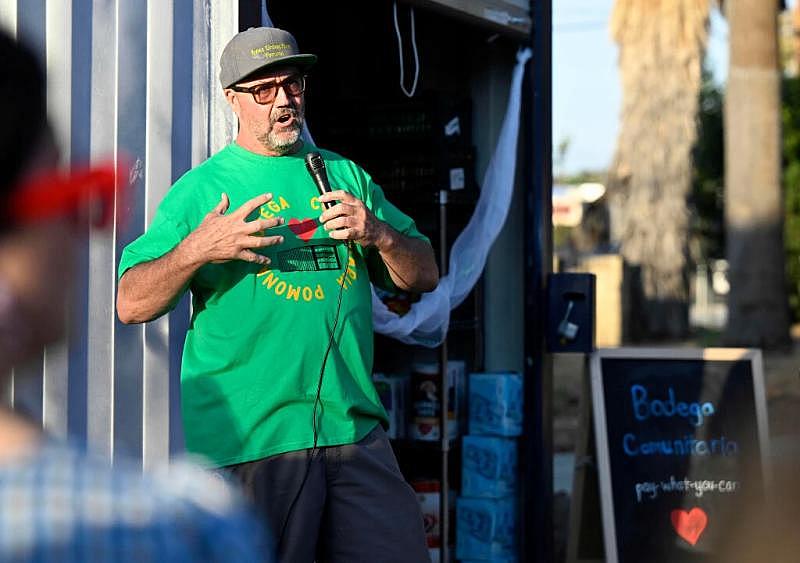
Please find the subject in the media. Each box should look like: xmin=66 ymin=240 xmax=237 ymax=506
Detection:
xmin=219 ymin=27 xmax=317 ymax=89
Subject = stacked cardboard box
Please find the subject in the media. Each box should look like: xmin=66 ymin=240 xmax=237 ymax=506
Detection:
xmin=457 ymin=372 xmax=523 ymax=562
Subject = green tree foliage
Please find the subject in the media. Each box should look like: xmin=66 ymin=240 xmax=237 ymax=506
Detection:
xmin=691 ymin=76 xmax=800 ymax=322
xmin=690 ymin=72 xmax=725 ymax=263
xmin=782 ymin=76 xmax=800 ymax=321
xmin=691 ymin=74 xmax=800 ymax=322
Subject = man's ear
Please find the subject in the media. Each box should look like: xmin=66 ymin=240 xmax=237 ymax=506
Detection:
xmin=223 ymin=89 xmax=239 ymax=113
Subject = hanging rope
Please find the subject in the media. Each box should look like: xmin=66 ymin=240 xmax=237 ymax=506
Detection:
xmin=392 ymin=1 xmax=420 ymax=98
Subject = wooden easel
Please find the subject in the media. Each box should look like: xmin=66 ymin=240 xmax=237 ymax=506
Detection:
xmin=566 ymin=358 xmax=604 ymax=563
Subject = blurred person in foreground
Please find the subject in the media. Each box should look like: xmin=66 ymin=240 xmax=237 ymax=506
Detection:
xmin=0 ymin=30 xmax=267 ymax=562
xmin=116 ymin=26 xmax=437 ymax=563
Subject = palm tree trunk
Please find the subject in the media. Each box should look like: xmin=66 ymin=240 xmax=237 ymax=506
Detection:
xmin=609 ymin=0 xmax=710 ymax=339
xmin=723 ymin=0 xmax=791 ymax=348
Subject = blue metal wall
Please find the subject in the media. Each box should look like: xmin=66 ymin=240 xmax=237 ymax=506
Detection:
xmin=0 ymin=0 xmax=237 ymax=469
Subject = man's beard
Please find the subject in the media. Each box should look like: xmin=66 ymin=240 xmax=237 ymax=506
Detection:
xmin=259 ymin=108 xmax=304 ymax=155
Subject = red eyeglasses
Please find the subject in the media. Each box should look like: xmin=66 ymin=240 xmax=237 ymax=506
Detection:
xmin=8 ymin=160 xmax=127 ymax=229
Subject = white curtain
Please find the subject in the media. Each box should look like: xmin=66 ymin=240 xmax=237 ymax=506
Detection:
xmin=372 ymin=48 xmax=532 ymax=347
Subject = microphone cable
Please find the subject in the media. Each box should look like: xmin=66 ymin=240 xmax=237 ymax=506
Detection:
xmin=277 ymin=241 xmax=352 ymax=550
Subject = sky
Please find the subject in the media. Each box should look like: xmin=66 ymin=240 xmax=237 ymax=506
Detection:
xmin=553 ymin=0 xmax=732 ymax=176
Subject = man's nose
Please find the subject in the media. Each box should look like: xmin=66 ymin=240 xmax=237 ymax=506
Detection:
xmin=273 ymin=83 xmax=291 ymax=106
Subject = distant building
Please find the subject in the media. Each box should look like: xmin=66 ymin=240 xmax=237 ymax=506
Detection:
xmin=780 ymin=5 xmax=800 ymax=77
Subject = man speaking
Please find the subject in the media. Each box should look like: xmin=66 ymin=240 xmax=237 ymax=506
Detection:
xmin=117 ymin=27 xmax=437 ymax=563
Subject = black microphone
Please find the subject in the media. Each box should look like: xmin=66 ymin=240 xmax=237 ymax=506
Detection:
xmin=305 ymin=151 xmax=333 ymax=210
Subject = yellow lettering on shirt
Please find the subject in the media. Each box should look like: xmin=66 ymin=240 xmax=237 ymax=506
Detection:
xmin=336 ymin=256 xmax=358 ymax=290
xmin=258 ymin=269 xmax=326 ymax=301
xmin=260 ymin=195 xmax=291 ymax=218
xmin=286 ymin=284 xmax=301 ymax=301
xmin=259 ymin=270 xmax=279 ymax=290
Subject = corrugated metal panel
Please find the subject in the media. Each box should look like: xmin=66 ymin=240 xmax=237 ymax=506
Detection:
xmin=41 ymin=3 xmax=71 ymax=443
xmin=142 ymin=0 xmax=174 ymax=472
xmin=87 ymin=0 xmax=118 ymax=462
xmin=0 ymin=1 xmax=17 ymax=33
xmin=0 ymin=0 xmax=238 ymax=466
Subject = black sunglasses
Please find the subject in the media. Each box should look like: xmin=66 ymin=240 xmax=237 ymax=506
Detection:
xmin=230 ymin=74 xmax=306 ymax=105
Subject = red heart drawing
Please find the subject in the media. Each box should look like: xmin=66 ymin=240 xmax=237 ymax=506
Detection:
xmin=671 ymin=507 xmax=708 ymax=546
xmin=288 ymin=218 xmax=318 ymax=242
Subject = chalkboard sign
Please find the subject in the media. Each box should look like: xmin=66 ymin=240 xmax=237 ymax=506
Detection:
xmin=590 ymin=348 xmax=770 ymax=563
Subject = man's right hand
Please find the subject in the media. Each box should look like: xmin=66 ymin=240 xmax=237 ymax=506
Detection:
xmin=181 ymin=193 xmax=284 ymax=266
xmin=117 ymin=192 xmax=284 ymax=324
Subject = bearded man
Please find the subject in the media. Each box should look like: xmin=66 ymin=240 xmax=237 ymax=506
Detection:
xmin=117 ymin=27 xmax=437 ymax=563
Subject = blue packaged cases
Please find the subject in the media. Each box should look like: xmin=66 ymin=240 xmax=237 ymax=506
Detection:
xmin=462 ymin=435 xmax=517 ymax=498
xmin=456 ymin=497 xmax=517 ymax=561
xmin=468 ymin=372 xmax=523 ymax=436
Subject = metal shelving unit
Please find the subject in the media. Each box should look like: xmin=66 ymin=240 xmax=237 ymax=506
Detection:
xmin=438 ymin=189 xmax=451 ymax=563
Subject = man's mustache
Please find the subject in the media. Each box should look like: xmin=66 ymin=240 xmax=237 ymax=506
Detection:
xmin=271 ymin=108 xmax=302 ymax=125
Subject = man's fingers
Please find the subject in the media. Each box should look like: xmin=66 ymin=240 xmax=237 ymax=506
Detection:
xmin=319 ymin=202 xmax=353 ymax=224
xmin=326 ymin=228 xmax=351 ymax=241
xmin=318 ymin=191 xmax=356 ymax=212
xmin=322 ymin=216 xmax=351 ymax=232
xmin=239 ymin=250 xmax=270 ymax=265
xmin=318 ymin=190 xmax=356 ymax=206
xmin=233 ymin=193 xmax=273 ymax=219
xmin=246 ymin=216 xmax=284 ymax=234
xmin=213 ymin=193 xmax=230 ymax=215
xmin=246 ymin=234 xmax=284 ymax=248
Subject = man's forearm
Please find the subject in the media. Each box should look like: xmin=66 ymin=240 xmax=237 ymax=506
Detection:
xmin=117 ymin=193 xmax=285 ymax=324
xmin=376 ymin=226 xmax=439 ymax=293
xmin=117 ymin=239 xmax=203 ymax=324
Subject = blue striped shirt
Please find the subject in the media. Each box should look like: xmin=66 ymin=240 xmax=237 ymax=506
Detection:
xmin=0 ymin=442 xmax=269 ymax=562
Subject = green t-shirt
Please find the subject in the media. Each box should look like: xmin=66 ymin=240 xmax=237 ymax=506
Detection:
xmin=118 ymin=142 xmax=429 ymax=467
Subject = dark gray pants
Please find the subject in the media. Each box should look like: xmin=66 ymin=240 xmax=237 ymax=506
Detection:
xmin=223 ymin=425 xmax=431 ymax=563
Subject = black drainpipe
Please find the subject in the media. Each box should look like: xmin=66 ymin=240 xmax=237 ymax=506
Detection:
xmin=522 ymin=0 xmax=553 ymax=561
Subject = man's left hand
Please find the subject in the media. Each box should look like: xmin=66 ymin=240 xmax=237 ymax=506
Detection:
xmin=318 ymin=190 xmax=388 ymax=249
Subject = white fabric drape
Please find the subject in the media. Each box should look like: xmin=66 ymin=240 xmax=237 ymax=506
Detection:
xmin=372 ymin=49 xmax=532 ymax=347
